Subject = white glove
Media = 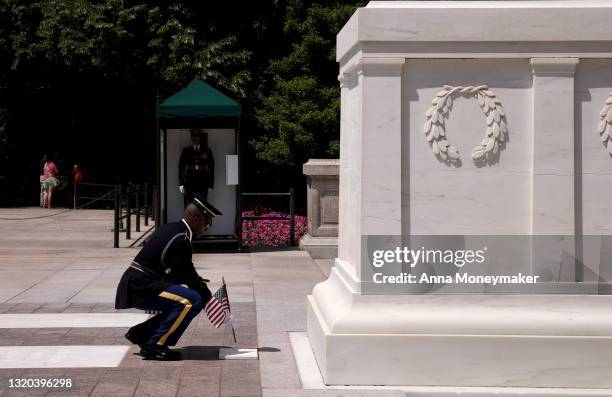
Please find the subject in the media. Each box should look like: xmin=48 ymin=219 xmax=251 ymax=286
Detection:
xmin=179 ymin=185 xmax=185 ymax=194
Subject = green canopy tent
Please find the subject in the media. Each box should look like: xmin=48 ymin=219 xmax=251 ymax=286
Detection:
xmin=155 ymin=80 xmax=242 ymax=250
xmin=157 ymin=80 xmax=241 ymax=119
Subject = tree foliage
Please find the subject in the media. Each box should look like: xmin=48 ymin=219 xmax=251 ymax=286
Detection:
xmin=253 ymin=0 xmax=364 ymax=174
xmin=5 ymin=0 xmax=251 ymax=95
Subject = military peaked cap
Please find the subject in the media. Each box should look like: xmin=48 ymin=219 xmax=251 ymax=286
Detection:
xmin=192 ymin=194 xmax=223 ymax=218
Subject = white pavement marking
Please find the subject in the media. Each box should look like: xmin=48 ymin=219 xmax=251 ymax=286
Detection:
xmin=288 ymin=332 xmax=612 ymax=396
xmin=218 ymin=347 xmax=258 ymax=360
xmin=0 ymin=313 xmax=151 ymax=328
xmin=0 ymin=346 xmax=130 ymax=368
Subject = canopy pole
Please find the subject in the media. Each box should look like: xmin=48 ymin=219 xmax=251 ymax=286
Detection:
xmin=236 ymin=117 xmax=242 ymax=250
xmin=155 ymin=90 xmax=161 ymax=228
xmin=163 ymin=127 xmax=168 ymax=224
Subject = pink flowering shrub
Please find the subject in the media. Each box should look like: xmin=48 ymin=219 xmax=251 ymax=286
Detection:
xmin=241 ymin=207 xmax=308 ymax=247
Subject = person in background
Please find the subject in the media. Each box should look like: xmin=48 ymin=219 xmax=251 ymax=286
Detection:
xmin=72 ymin=164 xmax=83 ymax=184
xmin=41 ymin=153 xmax=59 ymax=208
xmin=178 ymin=130 xmax=215 ymax=206
xmin=39 ymin=154 xmax=47 ymax=207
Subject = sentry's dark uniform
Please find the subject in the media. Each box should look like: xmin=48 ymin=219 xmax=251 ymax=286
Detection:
xmin=179 ymin=145 xmax=214 ymax=203
xmin=115 ymin=220 xmax=211 ymax=346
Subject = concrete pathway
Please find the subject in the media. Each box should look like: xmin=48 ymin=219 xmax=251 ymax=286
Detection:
xmin=0 ymin=208 xmax=401 ymax=397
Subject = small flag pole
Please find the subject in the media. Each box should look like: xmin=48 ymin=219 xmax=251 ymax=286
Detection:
xmin=222 ymin=276 xmax=237 ymax=343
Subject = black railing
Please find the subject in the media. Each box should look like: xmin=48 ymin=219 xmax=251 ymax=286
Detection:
xmin=241 ymin=188 xmax=296 ymax=246
xmin=73 ymin=182 xmax=117 ymax=209
xmin=112 ymin=183 xmax=156 ymax=248
xmin=74 ymin=182 xmax=155 ymax=248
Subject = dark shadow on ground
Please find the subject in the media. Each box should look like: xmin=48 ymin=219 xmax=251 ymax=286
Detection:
xmin=175 ymin=345 xmax=281 ymax=360
xmin=258 ymin=347 xmax=281 ymax=353
xmin=177 ymin=345 xmax=227 ymax=360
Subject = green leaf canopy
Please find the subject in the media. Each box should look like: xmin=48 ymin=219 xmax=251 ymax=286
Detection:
xmin=157 ymin=80 xmax=241 ymax=119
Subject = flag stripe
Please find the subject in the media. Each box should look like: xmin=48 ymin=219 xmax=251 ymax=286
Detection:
xmin=205 ymin=301 xmax=221 ymax=313
xmin=204 ymin=300 xmax=216 ymax=312
xmin=210 ymin=309 xmax=225 ymax=322
xmin=208 ymin=306 xmax=223 ymax=319
xmin=210 ymin=311 xmax=225 ymax=327
xmin=209 ymin=308 xmax=223 ymax=321
xmin=212 ymin=311 xmax=225 ymax=324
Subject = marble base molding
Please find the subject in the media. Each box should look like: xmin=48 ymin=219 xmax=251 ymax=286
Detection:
xmin=291 ymin=331 xmax=612 ymax=396
xmin=307 ymin=259 xmax=612 ymax=387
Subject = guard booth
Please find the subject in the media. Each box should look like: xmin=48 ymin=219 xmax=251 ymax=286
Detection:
xmin=155 ymin=80 xmax=241 ymax=251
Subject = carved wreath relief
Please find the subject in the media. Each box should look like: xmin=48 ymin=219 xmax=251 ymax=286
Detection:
xmin=424 ymin=85 xmax=508 ymax=163
xmin=598 ymin=93 xmax=612 ymax=155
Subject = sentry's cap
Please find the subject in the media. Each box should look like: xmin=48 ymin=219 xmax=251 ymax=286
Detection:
xmin=192 ymin=194 xmax=222 ymax=218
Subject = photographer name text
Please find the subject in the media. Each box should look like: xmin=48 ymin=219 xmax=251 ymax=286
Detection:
xmin=373 ymin=272 xmax=539 ymax=285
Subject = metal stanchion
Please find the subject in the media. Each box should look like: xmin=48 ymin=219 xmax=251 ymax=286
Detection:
xmin=152 ymin=187 xmax=158 ymax=224
xmin=73 ymin=182 xmax=78 ymax=209
xmin=144 ymin=183 xmax=149 ymax=226
xmin=114 ymin=187 xmax=120 ymax=248
xmin=136 ymin=184 xmax=141 ymax=233
xmin=151 ymin=187 xmax=157 ymax=222
xmin=126 ymin=185 xmax=131 ymax=240
xmin=289 ymin=188 xmax=295 ymax=246
xmin=118 ymin=185 xmax=124 ymax=231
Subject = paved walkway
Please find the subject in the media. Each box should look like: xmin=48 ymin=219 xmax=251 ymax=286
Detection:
xmin=0 ymin=208 xmax=402 ymax=397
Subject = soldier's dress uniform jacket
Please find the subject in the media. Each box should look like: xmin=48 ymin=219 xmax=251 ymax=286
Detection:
xmin=115 ymin=220 xmax=211 ymax=309
xmin=179 ymin=145 xmax=215 ymax=200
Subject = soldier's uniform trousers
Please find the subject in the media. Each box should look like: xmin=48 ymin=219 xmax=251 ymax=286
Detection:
xmin=132 ymin=285 xmax=203 ymax=346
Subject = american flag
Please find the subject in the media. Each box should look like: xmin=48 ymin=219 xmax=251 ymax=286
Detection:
xmin=204 ymin=285 xmax=230 ymax=328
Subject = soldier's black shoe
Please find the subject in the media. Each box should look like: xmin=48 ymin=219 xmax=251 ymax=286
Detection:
xmin=139 ymin=344 xmax=182 ymax=361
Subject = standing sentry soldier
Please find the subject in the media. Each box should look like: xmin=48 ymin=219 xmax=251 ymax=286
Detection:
xmin=179 ymin=130 xmax=215 ymax=207
xmin=115 ymin=195 xmax=222 ymax=360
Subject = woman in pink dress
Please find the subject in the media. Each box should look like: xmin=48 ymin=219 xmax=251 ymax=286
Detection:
xmin=41 ymin=154 xmax=59 ymax=208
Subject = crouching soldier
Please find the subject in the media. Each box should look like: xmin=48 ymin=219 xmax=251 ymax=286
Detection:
xmin=115 ymin=195 xmax=222 ymax=360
